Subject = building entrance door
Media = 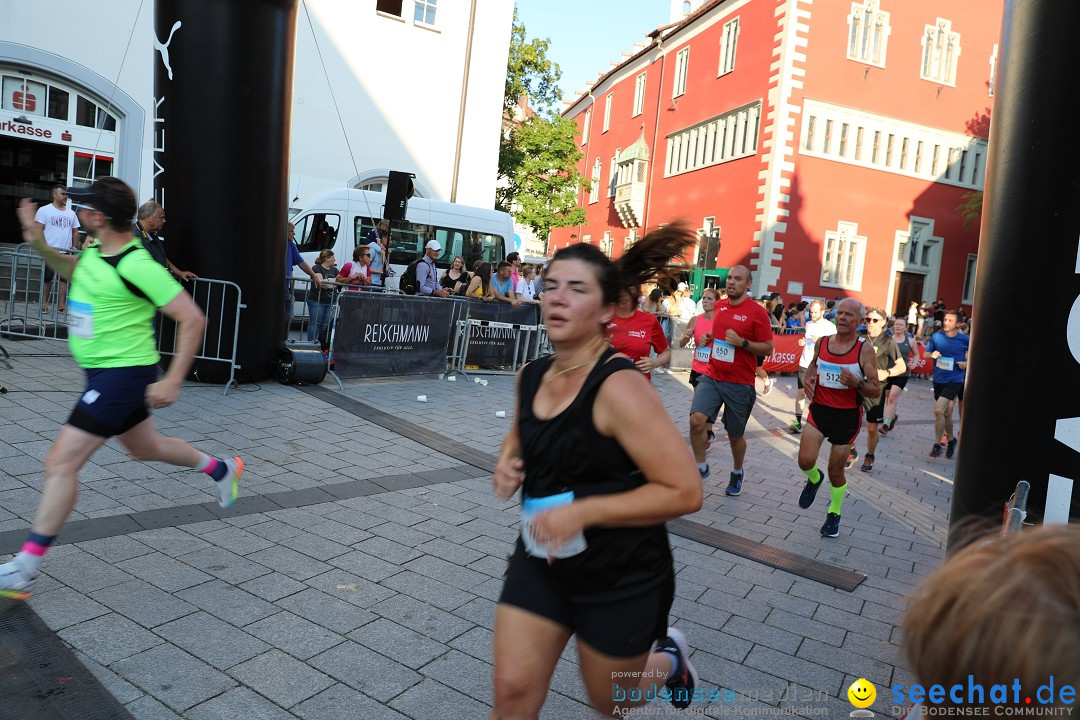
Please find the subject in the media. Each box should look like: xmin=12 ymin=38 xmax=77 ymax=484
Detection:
xmin=0 ymin=134 xmax=68 ymax=245
xmin=892 ymin=271 xmax=924 ymax=318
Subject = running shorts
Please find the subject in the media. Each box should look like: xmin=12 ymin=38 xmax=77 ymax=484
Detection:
xmin=796 ymin=367 xmax=808 ymax=389
xmin=67 ymin=364 xmax=158 ymax=438
xmin=756 ymin=354 xmax=765 ymax=368
xmin=499 ymin=540 xmax=673 ymax=657
xmin=689 ymin=369 xmax=701 ymax=388
xmin=806 ymin=403 xmax=862 ymax=445
xmin=689 ymin=375 xmax=756 ymax=439
xmin=933 ymin=381 xmax=964 ymax=402
xmin=865 ymin=399 xmax=885 ymax=425
xmin=885 ymin=376 xmax=909 ymax=391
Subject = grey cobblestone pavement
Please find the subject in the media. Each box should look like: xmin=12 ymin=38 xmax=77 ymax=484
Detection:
xmin=0 ymin=339 xmax=955 ymax=718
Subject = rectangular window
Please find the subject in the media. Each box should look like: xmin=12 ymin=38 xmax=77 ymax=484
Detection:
xmin=900 ymin=137 xmax=909 ymax=170
xmin=885 ymin=134 xmax=894 ymax=166
xmin=872 ymin=131 xmax=881 ymax=163
xmin=603 ymin=93 xmax=612 ymax=132
xmin=805 ymin=116 xmax=816 ymax=151
xmin=590 ymin=158 xmax=601 ymax=203
xmin=71 ymin=153 xmax=114 ymax=187
xmin=839 ymin=123 xmax=849 ymax=157
xmin=921 ymin=19 xmax=961 ymax=86
xmin=962 ymin=254 xmax=978 ymax=304
xmin=988 ymin=44 xmax=998 ymax=97
xmin=413 ymin=0 xmax=436 ymax=25
xmin=673 ymin=48 xmax=690 ymax=98
xmin=663 ymin=100 xmax=762 ymax=177
xmin=47 ymin=87 xmax=69 ymax=121
xmin=609 ymin=150 xmax=619 ymax=197
xmin=3 ymin=77 xmax=47 ymax=116
xmin=376 ymin=0 xmax=403 ymax=17
xmin=601 ymin=232 xmax=613 ymax=257
xmin=854 ymin=126 xmax=864 ymax=160
xmin=914 ymin=140 xmax=924 ymax=173
xmin=823 ymin=120 xmax=833 ymax=154
xmin=719 ymin=17 xmax=740 ymax=76
xmin=821 ymin=224 xmax=865 ymax=290
xmin=847 ymin=2 xmax=891 ymax=68
xmin=582 ymin=108 xmax=591 ymax=145
xmin=633 ymin=72 xmax=647 ymax=117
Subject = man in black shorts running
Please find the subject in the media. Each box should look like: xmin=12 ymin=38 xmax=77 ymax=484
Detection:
xmin=858 ymin=307 xmax=905 ymax=473
xmin=0 ymin=179 xmax=243 ymax=598
xmin=795 ymin=299 xmax=881 ymax=537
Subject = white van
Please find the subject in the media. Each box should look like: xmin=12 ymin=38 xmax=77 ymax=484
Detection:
xmin=289 ymin=188 xmax=513 ymax=290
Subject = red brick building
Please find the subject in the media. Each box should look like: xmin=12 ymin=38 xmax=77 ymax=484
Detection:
xmin=549 ymin=0 xmax=1002 ymax=315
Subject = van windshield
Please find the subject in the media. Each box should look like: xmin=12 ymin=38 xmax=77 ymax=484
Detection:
xmin=354 ymin=218 xmax=504 ymax=270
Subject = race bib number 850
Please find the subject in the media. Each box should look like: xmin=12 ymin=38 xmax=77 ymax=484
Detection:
xmin=712 ymin=339 xmax=735 ymax=363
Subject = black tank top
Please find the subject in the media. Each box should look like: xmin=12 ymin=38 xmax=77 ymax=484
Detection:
xmin=517 ymin=347 xmax=672 ymax=602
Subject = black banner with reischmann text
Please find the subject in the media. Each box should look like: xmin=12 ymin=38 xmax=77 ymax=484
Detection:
xmin=464 ymin=302 xmax=541 ymax=366
xmin=332 ymin=292 xmax=454 ymax=378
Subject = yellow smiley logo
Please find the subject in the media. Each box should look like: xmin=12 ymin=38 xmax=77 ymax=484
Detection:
xmin=848 ymin=678 xmax=877 ymax=708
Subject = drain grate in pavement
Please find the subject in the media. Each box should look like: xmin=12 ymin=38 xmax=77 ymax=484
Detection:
xmin=0 ymin=600 xmax=133 ymax=720
xmin=667 ymin=518 xmax=866 ymax=591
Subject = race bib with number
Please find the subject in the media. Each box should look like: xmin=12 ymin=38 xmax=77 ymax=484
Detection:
xmin=817 ymin=360 xmax=846 ymax=389
xmin=712 ymin=339 xmax=735 ymax=363
xmin=695 ymin=346 xmax=712 ymax=363
xmin=67 ymin=300 xmax=94 ymax=339
xmin=936 ymin=356 xmax=955 ymax=371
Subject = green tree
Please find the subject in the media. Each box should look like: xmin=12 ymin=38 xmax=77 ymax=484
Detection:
xmin=498 ymin=115 xmax=587 ymax=240
xmin=957 ymin=190 xmax=982 ymax=232
xmin=498 ymin=8 xmax=587 ymax=243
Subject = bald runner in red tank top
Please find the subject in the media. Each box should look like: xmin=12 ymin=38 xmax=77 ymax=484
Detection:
xmin=705 ymin=298 xmax=773 ymax=386
xmin=812 ymin=337 xmax=865 ymax=409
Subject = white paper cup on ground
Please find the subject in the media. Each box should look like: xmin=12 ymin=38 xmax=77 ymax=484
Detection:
xmin=417 ymin=395 xmax=427 ymax=402
xmin=495 ymin=411 xmax=507 ymax=418
xmin=447 ymin=376 xmax=456 ymax=382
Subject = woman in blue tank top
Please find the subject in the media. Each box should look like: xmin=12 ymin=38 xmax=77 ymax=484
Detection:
xmin=491 ymin=224 xmax=704 ymax=716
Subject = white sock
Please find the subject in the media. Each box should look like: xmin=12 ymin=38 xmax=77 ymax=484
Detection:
xmin=697 ymin=462 xmax=707 ymax=472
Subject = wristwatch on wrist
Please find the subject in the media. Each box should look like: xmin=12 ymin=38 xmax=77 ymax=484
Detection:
xmin=741 ymin=339 xmax=749 ymax=349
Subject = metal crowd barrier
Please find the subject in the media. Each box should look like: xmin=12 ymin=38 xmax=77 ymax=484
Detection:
xmin=454 ymin=318 xmax=540 ymax=376
xmin=1002 ymin=480 xmax=1030 ymax=536
xmin=1 ymin=247 xmax=245 ymax=396
xmin=156 ymin=277 xmax=245 ymax=395
xmin=286 ymin=277 xmax=402 ymax=346
xmin=0 ymin=245 xmax=77 ymax=341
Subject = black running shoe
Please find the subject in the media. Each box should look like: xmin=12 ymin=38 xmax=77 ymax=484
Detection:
xmin=658 ymin=627 xmax=699 ymax=709
xmin=929 ymin=443 xmax=943 ymax=458
xmin=798 ymin=469 xmax=825 ymax=509
xmin=860 ymin=453 xmax=875 ymax=473
xmin=820 ymin=512 xmax=841 ymax=538
xmin=945 ymin=438 xmax=958 ymax=459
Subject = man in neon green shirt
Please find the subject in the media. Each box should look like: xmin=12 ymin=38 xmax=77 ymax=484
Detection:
xmin=0 ymin=178 xmax=243 ymax=599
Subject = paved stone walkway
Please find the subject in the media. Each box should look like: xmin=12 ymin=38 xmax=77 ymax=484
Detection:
xmin=0 ymin=338 xmax=956 ymax=718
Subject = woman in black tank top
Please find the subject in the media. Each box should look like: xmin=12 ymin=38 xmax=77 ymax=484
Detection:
xmin=491 ymin=225 xmax=704 ymax=716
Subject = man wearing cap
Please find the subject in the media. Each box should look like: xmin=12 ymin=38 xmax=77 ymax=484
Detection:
xmin=367 ymin=220 xmax=389 ymax=287
xmin=417 ymin=239 xmax=449 ymax=297
xmin=0 ymin=178 xmax=243 ymax=598
xmin=674 ymin=282 xmax=696 ymax=319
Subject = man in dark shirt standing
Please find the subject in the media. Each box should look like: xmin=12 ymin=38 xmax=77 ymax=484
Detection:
xmin=133 ymin=201 xmax=196 ymax=281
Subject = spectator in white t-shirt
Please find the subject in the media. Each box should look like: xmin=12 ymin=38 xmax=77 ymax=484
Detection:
xmin=34 ymin=185 xmax=80 ymax=313
xmin=515 ymin=264 xmax=539 ymax=303
xmin=789 ymin=299 xmax=837 ymax=433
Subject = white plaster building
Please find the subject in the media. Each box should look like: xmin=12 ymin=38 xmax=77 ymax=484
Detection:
xmin=0 ymin=0 xmax=513 ymax=243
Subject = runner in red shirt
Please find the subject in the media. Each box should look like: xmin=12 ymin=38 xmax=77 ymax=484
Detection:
xmin=606 ymin=288 xmax=670 ymax=379
xmin=795 ymin=298 xmax=881 ymax=537
xmin=679 ymin=287 xmax=720 ymax=449
xmin=689 ymin=265 xmax=773 ymax=496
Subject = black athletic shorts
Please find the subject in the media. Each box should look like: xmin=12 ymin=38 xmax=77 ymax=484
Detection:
xmin=756 ymin=354 xmax=765 ymax=368
xmin=689 ymin=369 xmax=701 ymax=387
xmin=807 ymin=403 xmax=862 ymax=445
xmin=885 ymin=376 xmax=909 ymax=391
xmin=67 ymin=364 xmax=158 ymax=438
xmin=865 ymin=400 xmax=885 ymax=425
xmin=796 ymin=367 xmax=808 ymax=389
xmin=499 ymin=540 xmax=673 ymax=658
xmin=933 ymin=381 xmax=964 ymax=402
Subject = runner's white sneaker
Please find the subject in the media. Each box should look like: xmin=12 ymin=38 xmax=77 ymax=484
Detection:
xmin=0 ymin=558 xmax=37 ymax=598
xmin=217 ymin=457 xmax=244 ymax=508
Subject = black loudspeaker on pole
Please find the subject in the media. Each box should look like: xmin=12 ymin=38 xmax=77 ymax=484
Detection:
xmin=153 ymin=0 xmax=300 ymax=383
xmin=949 ymin=0 xmax=1080 ymax=544
xmin=384 ymin=170 xmax=415 ymax=222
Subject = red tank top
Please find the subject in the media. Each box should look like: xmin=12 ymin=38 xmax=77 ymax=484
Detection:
xmin=690 ymin=315 xmax=713 ymax=374
xmin=813 ymin=336 xmax=865 ymax=409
